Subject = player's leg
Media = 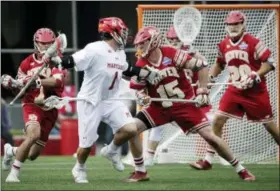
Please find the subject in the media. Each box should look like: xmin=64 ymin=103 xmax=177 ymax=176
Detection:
xmin=100 ymin=101 xmax=137 ymax=172
xmin=263 ymin=121 xmax=280 ymax=145
xmin=197 ymin=126 xmax=255 ymax=181
xmin=124 ymin=106 xmax=170 ymax=182
xmin=192 ymin=114 xmax=229 ymax=169
xmin=28 ymin=110 xmax=57 ymax=161
xmin=6 ymin=105 xmax=43 ymax=183
xmin=174 ymin=104 xmax=255 ymax=181
xmin=145 ymin=126 xmax=163 ymax=166
xmin=244 ymin=90 xmax=279 ymax=146
xmin=72 ymin=101 xmax=101 ymax=183
xmin=190 ymin=89 xmax=244 ymax=169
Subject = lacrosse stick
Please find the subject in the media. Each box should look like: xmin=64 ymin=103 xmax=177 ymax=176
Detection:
xmin=191 ymin=82 xmax=240 ymax=87
xmin=43 ymin=96 xmax=88 ymax=109
xmin=9 ymin=33 xmax=68 ymax=105
xmin=173 ymin=6 xmax=202 ymax=46
xmin=43 ymin=96 xmax=198 ymax=110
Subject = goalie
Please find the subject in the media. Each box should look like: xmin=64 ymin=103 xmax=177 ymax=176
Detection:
xmin=1 ymin=28 xmax=66 ymax=183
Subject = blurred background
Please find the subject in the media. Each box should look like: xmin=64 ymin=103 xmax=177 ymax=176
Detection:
xmin=1 ymin=1 xmax=275 ymax=155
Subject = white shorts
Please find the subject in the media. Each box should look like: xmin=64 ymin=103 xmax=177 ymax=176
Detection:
xmin=77 ymin=100 xmax=134 ymax=148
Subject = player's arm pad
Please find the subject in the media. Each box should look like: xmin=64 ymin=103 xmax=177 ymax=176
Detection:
xmin=122 ymin=64 xmax=142 ymax=78
xmin=59 ymin=55 xmax=75 ymax=69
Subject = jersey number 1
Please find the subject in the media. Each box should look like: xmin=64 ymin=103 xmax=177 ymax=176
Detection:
xmin=109 ymin=71 xmax=118 ymax=90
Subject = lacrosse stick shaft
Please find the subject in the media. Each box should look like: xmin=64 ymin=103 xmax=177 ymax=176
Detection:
xmin=108 ymin=97 xmax=197 ymax=103
xmin=10 ymin=63 xmax=47 ymax=105
xmin=191 ymin=82 xmax=239 ymax=87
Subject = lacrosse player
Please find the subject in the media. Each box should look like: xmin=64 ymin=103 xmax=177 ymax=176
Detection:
xmin=48 ymin=17 xmax=160 ymax=183
xmin=190 ymin=11 xmax=278 ymax=180
xmin=145 ymin=25 xmax=214 ymax=167
xmin=1 ymin=28 xmax=66 ymax=183
xmin=124 ymin=26 xmax=254 ymax=182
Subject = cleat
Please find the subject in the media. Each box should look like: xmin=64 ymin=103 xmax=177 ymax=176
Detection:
xmin=123 ymin=171 xmax=150 ymax=182
xmin=189 ymin=159 xmax=212 ymax=170
xmin=72 ymin=166 xmax=89 ymax=183
xmin=144 ymin=157 xmax=154 ymax=167
xmin=2 ymin=143 xmax=13 ymax=171
xmin=100 ymin=145 xmax=124 ymax=172
xmin=238 ymin=169 xmax=256 ymax=181
xmin=5 ymin=173 xmax=20 ymax=183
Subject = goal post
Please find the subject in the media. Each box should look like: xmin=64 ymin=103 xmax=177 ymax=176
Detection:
xmin=136 ymin=4 xmax=279 ymax=164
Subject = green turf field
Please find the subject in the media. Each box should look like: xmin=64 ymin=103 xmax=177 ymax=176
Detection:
xmin=1 ymin=156 xmax=279 ymax=190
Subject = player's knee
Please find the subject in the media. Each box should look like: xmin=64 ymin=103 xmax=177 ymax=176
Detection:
xmin=212 ymin=115 xmax=228 ymax=130
xmin=25 ymin=124 xmax=41 ymax=141
xmin=198 ymin=126 xmax=219 ymax=147
xmin=121 ymin=123 xmax=138 ymax=138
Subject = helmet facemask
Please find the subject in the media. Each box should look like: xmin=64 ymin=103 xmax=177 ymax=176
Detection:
xmin=135 ymin=31 xmax=162 ymax=58
xmin=111 ymin=28 xmax=128 ymax=50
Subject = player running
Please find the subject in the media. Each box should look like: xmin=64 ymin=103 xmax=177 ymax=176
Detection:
xmin=122 ymin=26 xmax=255 ymax=182
xmin=49 ymin=17 xmax=160 ymax=183
xmin=1 ymin=28 xmax=66 ymax=183
xmin=145 ymin=25 xmax=214 ymax=166
xmin=190 ymin=11 xmax=279 ymax=175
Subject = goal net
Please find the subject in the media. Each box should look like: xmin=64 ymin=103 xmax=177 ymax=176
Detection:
xmin=137 ymin=4 xmax=279 ymax=164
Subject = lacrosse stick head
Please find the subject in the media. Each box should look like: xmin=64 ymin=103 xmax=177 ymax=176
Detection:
xmin=173 ymin=6 xmax=202 ymax=46
xmin=33 ymin=28 xmax=56 ymax=57
xmin=43 ymin=96 xmax=68 ymax=110
xmin=45 ymin=33 xmax=68 ymax=58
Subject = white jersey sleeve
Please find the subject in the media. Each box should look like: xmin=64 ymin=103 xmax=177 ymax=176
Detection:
xmin=120 ymin=50 xmax=129 ymax=71
xmin=72 ymin=43 xmax=98 ymax=71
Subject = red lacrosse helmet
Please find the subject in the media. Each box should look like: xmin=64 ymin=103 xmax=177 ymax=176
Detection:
xmin=134 ymin=26 xmax=162 ymax=58
xmin=33 ymin=28 xmax=56 ymax=54
xmin=166 ymin=26 xmax=178 ymax=39
xmin=98 ymin=17 xmax=128 ymax=49
xmin=225 ymin=11 xmax=246 ymax=38
xmin=225 ymin=11 xmax=245 ymax=24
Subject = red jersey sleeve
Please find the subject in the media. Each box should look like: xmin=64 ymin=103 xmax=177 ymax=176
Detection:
xmin=17 ymin=57 xmax=31 ymax=81
xmin=216 ymin=42 xmax=227 ymax=66
xmin=253 ymin=37 xmax=271 ymax=62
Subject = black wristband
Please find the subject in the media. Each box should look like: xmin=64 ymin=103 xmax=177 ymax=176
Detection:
xmin=123 ymin=65 xmax=142 ymax=77
xmin=61 ymin=55 xmax=75 ymax=69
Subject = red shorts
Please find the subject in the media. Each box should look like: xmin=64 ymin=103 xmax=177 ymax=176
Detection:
xmin=22 ymin=104 xmax=58 ymax=145
xmin=141 ymin=103 xmax=210 ymax=134
xmin=217 ymin=89 xmax=273 ymax=123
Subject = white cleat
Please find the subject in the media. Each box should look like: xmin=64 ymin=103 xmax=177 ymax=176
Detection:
xmin=72 ymin=166 xmax=89 ymax=183
xmin=5 ymin=172 xmax=20 ymax=183
xmin=2 ymin=143 xmax=13 ymax=171
xmin=144 ymin=157 xmax=154 ymax=167
xmin=100 ymin=145 xmax=124 ymax=172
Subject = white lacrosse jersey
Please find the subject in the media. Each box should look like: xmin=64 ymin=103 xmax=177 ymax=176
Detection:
xmin=117 ymin=79 xmax=136 ymax=109
xmin=72 ymin=41 xmax=128 ymax=106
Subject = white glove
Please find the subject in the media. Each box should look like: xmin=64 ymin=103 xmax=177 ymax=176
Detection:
xmin=50 ymin=56 xmax=63 ymax=69
xmin=143 ymin=66 xmax=160 ymax=85
xmin=195 ymin=88 xmax=210 ymax=107
xmin=240 ymin=71 xmax=261 ymax=90
xmin=1 ymin=74 xmax=22 ymax=89
xmin=136 ymin=90 xmax=151 ymax=107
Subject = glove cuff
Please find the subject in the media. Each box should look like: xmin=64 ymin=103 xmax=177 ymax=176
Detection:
xmin=196 ymin=87 xmax=210 ymax=95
